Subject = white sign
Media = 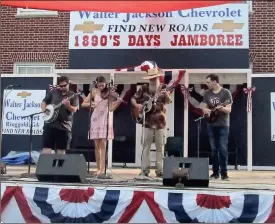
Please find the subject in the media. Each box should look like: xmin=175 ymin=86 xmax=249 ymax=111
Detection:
xmin=2 ymin=90 xmax=46 ymax=135
xmin=271 ymin=93 xmax=275 ymax=141
xmin=69 ymin=3 xmax=249 ymax=49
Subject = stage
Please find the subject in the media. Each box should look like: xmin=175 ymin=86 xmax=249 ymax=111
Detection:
xmin=1 ymin=165 xmax=275 ymax=223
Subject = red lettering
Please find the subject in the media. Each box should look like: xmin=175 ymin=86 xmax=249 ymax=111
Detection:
xmin=178 ymin=35 xmax=187 ymax=46
xmin=74 ymin=35 xmax=115 ymax=47
xmin=217 ymin=35 xmax=226 ymax=46
xmin=200 ymin=35 xmax=207 ymax=46
xmin=153 ymin=35 xmax=161 ymax=46
xmin=170 ymin=34 xmax=243 ymax=47
xmin=128 ymin=35 xmax=160 ymax=47
xmin=101 ymin=35 xmax=107 ymax=46
xmin=91 ymin=35 xmax=98 ymax=47
xmin=136 ymin=36 xmax=145 ymax=46
xmin=91 ymin=35 xmax=108 ymax=47
xmin=128 ymin=35 xmax=136 ymax=46
xmin=74 ymin=36 xmax=80 ymax=47
xmin=235 ymin=34 xmax=243 ymax=46
xmin=226 ymin=34 xmax=234 ymax=46
xmin=82 ymin=35 xmax=89 ymax=47
xmin=187 ymin=35 xmax=199 ymax=46
xmin=208 ymin=34 xmax=216 ymax=46
xmin=113 ymin=35 xmax=120 ymax=46
xmin=170 ymin=35 xmax=178 ymax=46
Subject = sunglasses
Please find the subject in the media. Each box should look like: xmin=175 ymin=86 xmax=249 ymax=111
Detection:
xmin=59 ymin=84 xmax=68 ymax=88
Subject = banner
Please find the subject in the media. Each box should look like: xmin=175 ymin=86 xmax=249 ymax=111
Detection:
xmin=2 ymin=90 xmax=46 ymax=135
xmin=69 ymin=3 xmax=249 ymax=50
xmin=271 ymin=93 xmax=275 ymax=141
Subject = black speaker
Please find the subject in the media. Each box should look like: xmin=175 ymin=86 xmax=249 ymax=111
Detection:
xmin=163 ymin=157 xmax=209 ymax=187
xmin=36 ymin=154 xmax=87 ymax=183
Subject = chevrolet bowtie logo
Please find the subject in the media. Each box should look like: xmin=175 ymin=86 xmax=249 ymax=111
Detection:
xmin=73 ymin=21 xmax=104 ymax=33
xmin=212 ymin=20 xmax=244 ymax=32
xmin=17 ymin=91 xmax=31 ymax=98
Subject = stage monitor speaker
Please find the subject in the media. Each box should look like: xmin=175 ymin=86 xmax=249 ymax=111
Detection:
xmin=163 ymin=157 xmax=209 ymax=187
xmin=36 ymin=154 xmax=87 ymax=183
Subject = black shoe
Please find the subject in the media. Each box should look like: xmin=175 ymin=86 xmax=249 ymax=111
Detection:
xmin=221 ymin=173 xmax=229 ymax=180
xmin=209 ymin=173 xmax=219 ymax=179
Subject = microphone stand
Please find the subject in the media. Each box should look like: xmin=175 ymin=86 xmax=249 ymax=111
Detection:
xmin=21 ymin=111 xmax=45 ymax=178
xmin=86 ymin=88 xmax=94 ymax=178
xmin=194 ymin=116 xmax=204 ymax=158
xmin=101 ymin=80 xmax=113 ymax=179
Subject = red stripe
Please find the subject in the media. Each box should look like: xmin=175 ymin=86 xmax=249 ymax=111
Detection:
xmin=118 ymin=191 xmax=166 ymax=223
xmin=144 ymin=192 xmax=166 ymax=223
xmin=15 ymin=187 xmax=41 ymax=223
xmin=118 ymin=191 xmax=144 ymax=223
xmin=1 ymin=186 xmax=16 ymax=213
xmin=1 ymin=186 xmax=41 ymax=223
xmin=265 ymin=195 xmax=275 ymax=223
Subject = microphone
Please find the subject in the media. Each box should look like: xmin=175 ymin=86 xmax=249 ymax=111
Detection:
xmin=109 ymin=79 xmax=114 ymax=87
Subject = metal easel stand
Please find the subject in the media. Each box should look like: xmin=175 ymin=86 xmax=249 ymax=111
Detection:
xmin=194 ymin=116 xmax=204 ymax=158
xmin=21 ymin=111 xmax=45 ymax=178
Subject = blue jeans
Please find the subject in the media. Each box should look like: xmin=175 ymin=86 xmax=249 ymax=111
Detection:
xmin=207 ymin=125 xmax=229 ymax=175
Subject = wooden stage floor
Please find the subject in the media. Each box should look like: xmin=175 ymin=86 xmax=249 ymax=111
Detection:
xmin=1 ymin=165 xmax=275 ymax=192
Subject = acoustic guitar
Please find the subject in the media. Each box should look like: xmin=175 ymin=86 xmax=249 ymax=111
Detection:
xmin=131 ymin=84 xmax=176 ymax=124
xmin=204 ymin=100 xmax=231 ymax=123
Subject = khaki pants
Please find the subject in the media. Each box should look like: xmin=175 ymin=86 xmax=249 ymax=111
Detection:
xmin=141 ymin=128 xmax=167 ymax=175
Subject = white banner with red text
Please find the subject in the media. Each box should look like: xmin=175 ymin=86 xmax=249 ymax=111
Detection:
xmin=69 ymin=3 xmax=249 ymax=49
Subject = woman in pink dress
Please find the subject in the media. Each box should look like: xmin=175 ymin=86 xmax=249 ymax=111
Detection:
xmin=82 ymin=76 xmax=123 ymax=177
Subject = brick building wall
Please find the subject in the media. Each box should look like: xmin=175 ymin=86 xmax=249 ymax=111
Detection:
xmin=1 ymin=2 xmax=274 ymax=74
xmin=0 ymin=6 xmax=70 ymax=74
xmin=249 ymin=1 xmax=275 ymax=73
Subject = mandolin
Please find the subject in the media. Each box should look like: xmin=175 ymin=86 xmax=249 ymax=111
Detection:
xmin=204 ymin=100 xmax=231 ymax=123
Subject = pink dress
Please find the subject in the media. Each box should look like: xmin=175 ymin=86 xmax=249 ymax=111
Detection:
xmin=89 ymin=94 xmax=114 ymax=140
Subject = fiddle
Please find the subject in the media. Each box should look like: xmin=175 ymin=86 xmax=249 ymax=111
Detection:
xmin=100 ymin=85 xmax=119 ymax=100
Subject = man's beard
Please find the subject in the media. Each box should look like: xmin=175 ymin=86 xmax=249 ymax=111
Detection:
xmin=149 ymin=82 xmax=159 ymax=94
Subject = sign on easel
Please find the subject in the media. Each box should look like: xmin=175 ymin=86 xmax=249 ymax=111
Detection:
xmin=2 ymin=90 xmax=46 ymax=135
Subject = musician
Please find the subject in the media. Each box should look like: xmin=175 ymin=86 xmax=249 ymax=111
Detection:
xmin=81 ymin=76 xmax=123 ymax=177
xmin=131 ymin=68 xmax=172 ymax=178
xmin=202 ymin=74 xmax=233 ymax=180
xmin=41 ymin=76 xmax=79 ymax=154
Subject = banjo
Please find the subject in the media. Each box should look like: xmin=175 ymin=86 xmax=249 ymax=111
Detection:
xmin=43 ymin=91 xmax=82 ymax=124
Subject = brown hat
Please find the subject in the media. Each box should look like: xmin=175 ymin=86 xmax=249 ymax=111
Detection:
xmin=142 ymin=68 xmax=164 ymax=80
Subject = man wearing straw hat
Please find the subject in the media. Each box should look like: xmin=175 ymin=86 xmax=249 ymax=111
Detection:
xmin=131 ymin=67 xmax=172 ymax=178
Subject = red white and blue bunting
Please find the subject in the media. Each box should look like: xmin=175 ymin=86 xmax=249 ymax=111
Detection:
xmin=115 ymin=61 xmax=185 ymax=86
xmin=1 ymin=183 xmax=275 ymax=223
